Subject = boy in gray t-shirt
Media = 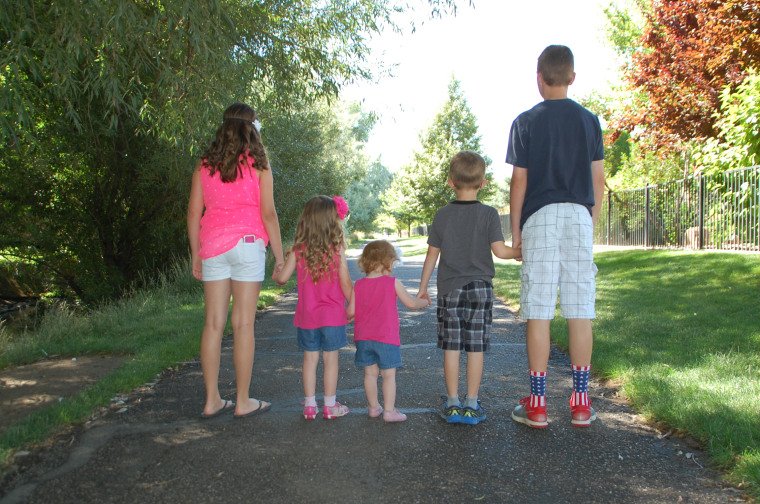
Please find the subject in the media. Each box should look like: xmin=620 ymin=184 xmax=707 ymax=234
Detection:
xmin=418 ymin=151 xmax=520 ymax=424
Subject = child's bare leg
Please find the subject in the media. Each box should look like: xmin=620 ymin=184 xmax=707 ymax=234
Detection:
xmin=380 ymin=367 xmax=397 ymax=411
xmin=322 ymin=350 xmax=339 ymax=397
xmin=200 ymin=279 xmax=231 ymax=415
xmin=526 ymin=319 xmax=551 ymax=371
xmin=567 ymin=318 xmax=594 ymax=421
xmin=302 ymin=351 xmax=320 ymax=398
xmin=364 ymin=364 xmax=381 ymax=410
xmin=231 ymin=280 xmax=265 ymax=415
xmin=567 ymin=319 xmax=593 ymax=366
xmin=465 ymin=351 xmax=483 ymax=400
xmin=443 ymin=349 xmax=461 ymax=399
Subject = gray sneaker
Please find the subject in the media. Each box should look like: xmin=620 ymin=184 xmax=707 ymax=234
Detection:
xmin=441 ymin=399 xmax=463 ymax=424
xmin=511 ymin=397 xmax=548 ymax=428
xmin=461 ymin=401 xmax=486 ymax=425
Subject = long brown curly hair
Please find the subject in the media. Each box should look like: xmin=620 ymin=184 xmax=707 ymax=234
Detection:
xmin=200 ymin=103 xmax=269 ymax=182
xmin=290 ymin=196 xmax=345 ymax=283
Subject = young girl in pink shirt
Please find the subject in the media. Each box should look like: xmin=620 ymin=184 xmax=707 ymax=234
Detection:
xmin=347 ymin=240 xmax=428 ymax=422
xmin=275 ymin=195 xmax=353 ymax=420
xmin=188 ymin=103 xmax=285 ymax=420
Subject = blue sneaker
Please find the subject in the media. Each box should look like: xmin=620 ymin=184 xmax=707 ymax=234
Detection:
xmin=441 ymin=399 xmax=463 ymax=424
xmin=461 ymin=401 xmax=487 ymax=425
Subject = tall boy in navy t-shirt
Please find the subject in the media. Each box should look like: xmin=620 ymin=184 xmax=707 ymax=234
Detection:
xmin=506 ymin=45 xmax=606 ymax=428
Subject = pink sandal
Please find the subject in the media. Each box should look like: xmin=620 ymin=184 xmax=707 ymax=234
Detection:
xmin=323 ymin=402 xmax=349 ymax=419
xmin=368 ymin=406 xmax=383 ymax=418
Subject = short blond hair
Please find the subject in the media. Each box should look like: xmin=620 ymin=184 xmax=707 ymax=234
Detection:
xmin=449 ymin=151 xmax=486 ymax=189
xmin=357 ymin=240 xmax=398 ymax=274
xmin=537 ymin=45 xmax=574 ymax=86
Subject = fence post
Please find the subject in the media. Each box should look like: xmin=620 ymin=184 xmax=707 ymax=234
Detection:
xmin=645 ymin=185 xmax=650 ymax=248
xmin=606 ymin=191 xmax=611 ymax=245
xmin=698 ymin=172 xmax=705 ymax=250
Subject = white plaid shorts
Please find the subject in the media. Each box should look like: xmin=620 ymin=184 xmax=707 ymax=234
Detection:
xmin=520 ymin=203 xmax=597 ymax=320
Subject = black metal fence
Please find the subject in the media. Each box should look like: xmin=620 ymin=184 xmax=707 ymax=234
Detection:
xmin=596 ymin=165 xmax=759 ymax=251
xmin=410 ymin=166 xmax=759 ymax=252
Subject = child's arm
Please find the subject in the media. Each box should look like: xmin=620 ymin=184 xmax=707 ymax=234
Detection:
xmin=510 ymin=166 xmax=528 ymax=251
xmin=591 ymin=159 xmax=606 ymax=227
xmin=417 ymin=245 xmax=439 ymax=306
xmin=396 ymin=279 xmax=429 ymax=310
xmin=187 ymin=164 xmax=204 ymax=281
xmin=258 ymin=166 xmax=285 ymax=280
xmin=346 ymin=290 xmax=356 ymax=323
xmin=491 ymin=241 xmax=521 ymax=261
xmin=338 ymin=246 xmax=353 ymax=301
xmin=274 ymin=251 xmax=296 ymax=286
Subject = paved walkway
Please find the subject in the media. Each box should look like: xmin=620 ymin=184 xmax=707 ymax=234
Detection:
xmin=0 ymin=246 xmax=747 ymax=503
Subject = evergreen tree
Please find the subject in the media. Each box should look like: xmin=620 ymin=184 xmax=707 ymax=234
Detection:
xmin=405 ymin=77 xmax=494 ymax=223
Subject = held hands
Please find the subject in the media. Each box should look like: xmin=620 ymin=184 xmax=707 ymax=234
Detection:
xmin=272 ymin=261 xmax=286 ymax=283
xmin=417 ymin=290 xmax=432 ymax=307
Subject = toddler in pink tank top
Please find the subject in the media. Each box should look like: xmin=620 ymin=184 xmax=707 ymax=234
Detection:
xmin=347 ymin=240 xmax=428 ymax=422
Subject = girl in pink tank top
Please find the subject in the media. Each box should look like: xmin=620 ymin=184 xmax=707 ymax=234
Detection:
xmin=275 ymin=195 xmax=353 ymax=420
xmin=188 ymin=103 xmax=284 ymax=420
xmin=346 ymin=240 xmax=428 ymax=422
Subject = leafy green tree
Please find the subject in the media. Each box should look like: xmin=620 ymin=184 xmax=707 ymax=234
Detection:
xmin=346 ymin=161 xmax=393 ymax=234
xmin=2 ymin=0 xmax=455 ymax=303
xmin=264 ymin=99 xmax=383 ymax=242
xmin=481 ymin=176 xmax=510 ymax=212
xmin=694 ymin=69 xmax=760 ymax=173
xmin=381 ymin=168 xmax=421 ymax=235
xmin=605 ymin=0 xmax=760 ymax=149
xmin=404 ymin=77 xmax=494 ymax=223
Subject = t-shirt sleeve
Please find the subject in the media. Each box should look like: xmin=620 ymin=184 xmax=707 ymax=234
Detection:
xmin=505 ymin=118 xmax=528 ymax=167
xmin=428 ymin=210 xmax=442 ymax=248
xmin=487 ymin=207 xmax=505 ymax=244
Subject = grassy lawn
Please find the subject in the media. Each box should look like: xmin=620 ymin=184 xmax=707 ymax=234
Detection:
xmin=0 ymin=259 xmax=295 ymax=465
xmin=393 ymin=235 xmax=430 ymax=257
xmin=493 ymin=249 xmax=760 ymax=494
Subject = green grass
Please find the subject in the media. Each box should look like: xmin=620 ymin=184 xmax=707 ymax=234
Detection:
xmin=0 ymin=258 xmax=295 ymax=465
xmin=494 ymin=250 xmax=760 ymax=496
xmin=394 ymin=236 xmax=429 ymax=257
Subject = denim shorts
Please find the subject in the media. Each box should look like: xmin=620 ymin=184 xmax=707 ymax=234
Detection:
xmin=354 ymin=340 xmax=402 ymax=370
xmin=202 ymin=236 xmax=266 ymax=282
xmin=436 ymin=280 xmax=493 ymax=352
xmin=297 ymin=326 xmax=348 ymax=352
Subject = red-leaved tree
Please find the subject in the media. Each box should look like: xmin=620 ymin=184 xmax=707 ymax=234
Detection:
xmin=615 ymin=0 xmax=760 ymax=149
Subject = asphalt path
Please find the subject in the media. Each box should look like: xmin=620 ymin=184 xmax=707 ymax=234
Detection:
xmin=0 ymin=244 xmax=748 ymax=503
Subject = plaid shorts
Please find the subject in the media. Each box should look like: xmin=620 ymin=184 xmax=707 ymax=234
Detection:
xmin=436 ymin=280 xmax=493 ymax=352
xmin=520 ymin=203 xmax=597 ymax=320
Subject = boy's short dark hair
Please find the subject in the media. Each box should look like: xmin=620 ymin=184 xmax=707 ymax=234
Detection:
xmin=537 ymin=45 xmax=574 ymax=86
xmin=449 ymin=151 xmax=486 ymax=189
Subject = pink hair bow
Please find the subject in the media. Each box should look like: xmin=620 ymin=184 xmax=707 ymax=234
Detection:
xmin=333 ymin=196 xmax=349 ymax=220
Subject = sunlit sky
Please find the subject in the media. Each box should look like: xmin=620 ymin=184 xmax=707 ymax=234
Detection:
xmin=341 ymin=0 xmax=621 ymax=179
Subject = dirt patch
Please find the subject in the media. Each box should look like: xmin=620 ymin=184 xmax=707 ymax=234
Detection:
xmin=0 ymin=356 xmax=125 ymax=432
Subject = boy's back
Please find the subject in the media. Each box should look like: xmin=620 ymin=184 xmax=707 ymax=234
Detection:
xmin=428 ymin=201 xmax=503 ymax=297
xmin=507 ymin=98 xmax=602 ymax=229
xmin=506 ymin=44 xmax=606 ymax=429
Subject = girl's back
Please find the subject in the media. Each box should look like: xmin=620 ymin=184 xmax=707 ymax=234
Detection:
xmin=294 ymin=248 xmax=348 ymax=329
xmin=199 ymin=153 xmax=268 ymax=259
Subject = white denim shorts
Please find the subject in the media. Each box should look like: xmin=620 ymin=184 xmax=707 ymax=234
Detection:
xmin=520 ymin=203 xmax=597 ymax=320
xmin=202 ymin=236 xmax=266 ymax=282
